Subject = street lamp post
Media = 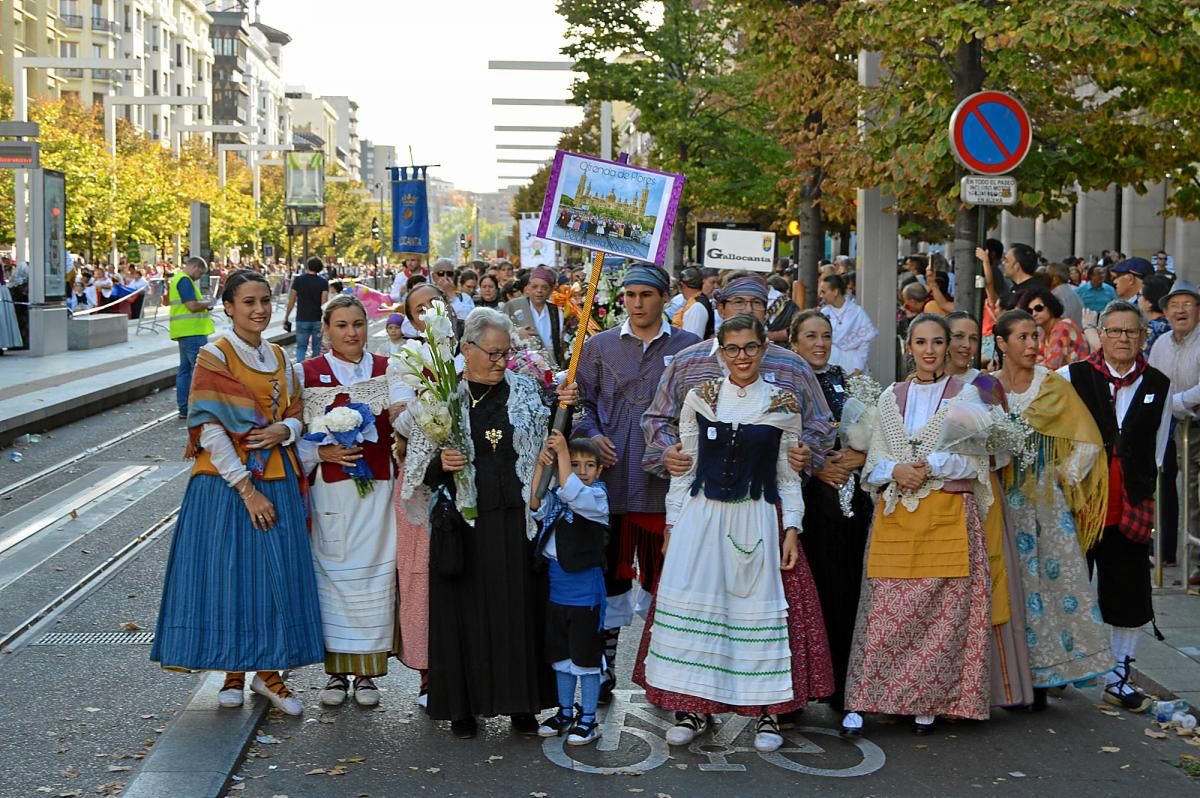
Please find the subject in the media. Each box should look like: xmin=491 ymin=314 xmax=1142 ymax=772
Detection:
xmin=217 ymin=143 xmax=293 ymax=265
xmin=102 ymin=94 xmax=208 ymax=267
xmin=11 ymin=56 xmax=140 ymax=270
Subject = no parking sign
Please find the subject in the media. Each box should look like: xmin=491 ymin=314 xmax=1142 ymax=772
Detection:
xmin=949 ymin=91 xmax=1032 ymax=176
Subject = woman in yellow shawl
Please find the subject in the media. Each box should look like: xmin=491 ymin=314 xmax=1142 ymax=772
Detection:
xmin=993 ymin=310 xmax=1111 ymax=691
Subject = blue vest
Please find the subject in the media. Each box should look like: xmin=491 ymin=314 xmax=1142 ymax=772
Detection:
xmin=691 ymin=417 xmax=782 ymax=504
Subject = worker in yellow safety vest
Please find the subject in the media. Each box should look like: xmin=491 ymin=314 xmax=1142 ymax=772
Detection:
xmin=169 ymin=256 xmax=215 ymax=419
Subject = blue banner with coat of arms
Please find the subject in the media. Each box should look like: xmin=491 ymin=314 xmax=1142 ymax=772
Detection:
xmin=390 ymin=166 xmax=429 ymax=254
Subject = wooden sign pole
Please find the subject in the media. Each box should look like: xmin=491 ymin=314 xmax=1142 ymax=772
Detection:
xmin=533 ymin=247 xmax=605 ymax=499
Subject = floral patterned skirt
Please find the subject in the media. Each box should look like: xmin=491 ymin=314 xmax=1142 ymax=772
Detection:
xmin=1006 ymin=482 xmax=1111 ymax=687
xmin=845 ymin=492 xmax=992 ymax=719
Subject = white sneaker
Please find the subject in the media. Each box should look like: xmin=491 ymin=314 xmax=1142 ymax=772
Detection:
xmin=353 ymin=677 xmax=380 ymax=707
xmin=319 ymin=675 xmax=349 ymax=707
xmin=217 ymin=688 xmax=244 ymax=708
xmin=417 ymin=691 xmax=428 ymax=710
xmin=665 ymin=712 xmax=708 ymax=745
xmin=753 ymin=714 xmax=783 ymax=752
xmin=251 ymin=674 xmax=303 ymax=716
xmin=841 ymin=711 xmax=864 ymax=736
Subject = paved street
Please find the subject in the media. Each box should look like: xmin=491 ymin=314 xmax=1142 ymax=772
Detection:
xmin=1 ymin=387 xmax=1200 ymax=797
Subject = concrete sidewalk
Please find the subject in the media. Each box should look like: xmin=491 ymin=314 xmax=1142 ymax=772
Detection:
xmin=0 ymin=311 xmax=295 ymax=445
xmin=1137 ymin=570 xmax=1200 ymax=710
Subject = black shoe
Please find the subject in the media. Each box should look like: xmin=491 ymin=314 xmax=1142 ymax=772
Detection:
xmin=1103 ymin=657 xmax=1153 ymax=713
xmin=450 ymin=717 xmax=477 ymax=739
xmin=537 ymin=706 xmax=577 ymax=737
xmin=177 ymin=412 xmax=188 ymax=419
xmin=510 ymin=712 xmax=539 ymax=734
xmin=778 ymin=708 xmax=804 ymax=730
xmin=597 ymin=670 xmax=616 ymax=706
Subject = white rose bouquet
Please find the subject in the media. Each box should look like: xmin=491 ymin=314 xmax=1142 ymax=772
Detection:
xmin=304 ymin=402 xmax=378 ymax=497
xmin=392 ymin=300 xmax=477 ymax=520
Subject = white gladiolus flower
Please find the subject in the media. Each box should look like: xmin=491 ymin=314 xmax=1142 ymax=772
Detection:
xmin=427 ymin=315 xmax=455 ymax=344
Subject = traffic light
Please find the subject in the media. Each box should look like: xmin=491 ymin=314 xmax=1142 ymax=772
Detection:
xmin=371 ymin=217 xmax=380 ymax=239
xmin=331 ymin=232 xmax=338 ymax=248
xmin=458 ymin=233 xmax=467 ymax=250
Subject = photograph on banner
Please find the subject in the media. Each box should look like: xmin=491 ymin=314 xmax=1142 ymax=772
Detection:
xmin=538 ymin=151 xmax=685 ymax=266
xmin=390 ymin=166 xmax=429 ymax=254
xmin=285 ymin=151 xmax=325 ymax=208
xmin=701 ymin=227 xmax=776 ymax=272
xmin=519 ymin=216 xmax=555 ymax=267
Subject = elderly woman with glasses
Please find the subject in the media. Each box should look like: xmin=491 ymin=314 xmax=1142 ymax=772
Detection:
xmin=402 ymin=307 xmax=578 ymax=740
xmin=634 ymin=313 xmax=833 ymax=755
xmin=1019 ymin=286 xmax=1090 ymax=369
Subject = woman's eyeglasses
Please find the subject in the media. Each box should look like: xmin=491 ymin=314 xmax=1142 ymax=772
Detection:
xmin=468 ymin=342 xmax=514 ymax=362
xmin=1029 ymin=304 xmax=1046 ymax=313
xmin=719 ymin=342 xmax=763 ymax=358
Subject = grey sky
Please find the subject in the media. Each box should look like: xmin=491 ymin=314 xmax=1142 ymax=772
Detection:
xmin=261 ymin=0 xmax=585 ymax=193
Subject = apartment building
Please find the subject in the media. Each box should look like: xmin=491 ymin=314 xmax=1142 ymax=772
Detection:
xmin=319 ymin=95 xmax=360 ymax=177
xmin=0 ymin=0 xmax=69 ymax=100
xmin=208 ymin=6 xmax=290 ymax=151
xmin=287 ymin=90 xmax=339 ymax=166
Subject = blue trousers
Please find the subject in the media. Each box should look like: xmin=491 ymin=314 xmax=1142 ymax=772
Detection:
xmin=295 ymin=320 xmax=322 ymax=361
xmin=176 ymin=335 xmax=206 ymax=416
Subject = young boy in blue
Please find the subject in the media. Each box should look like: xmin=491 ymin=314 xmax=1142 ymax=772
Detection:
xmin=530 ymin=431 xmax=609 ymax=746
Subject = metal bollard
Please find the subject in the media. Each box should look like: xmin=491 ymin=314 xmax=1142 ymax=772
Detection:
xmin=1155 ymin=466 xmax=1164 ymax=589
xmin=1184 ymin=419 xmax=1194 ymax=594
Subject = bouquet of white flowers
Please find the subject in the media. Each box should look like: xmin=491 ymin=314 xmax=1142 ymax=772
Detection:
xmin=835 ymin=373 xmax=884 ymax=517
xmin=987 ymin=408 xmax=1037 ymax=470
xmin=304 ymin=402 xmax=378 ymax=496
xmin=392 ymin=299 xmax=477 ymax=520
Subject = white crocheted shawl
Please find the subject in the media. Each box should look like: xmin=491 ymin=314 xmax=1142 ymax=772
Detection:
xmin=401 ymin=370 xmax=549 ymax=539
xmin=863 ymin=378 xmax=993 ymax=515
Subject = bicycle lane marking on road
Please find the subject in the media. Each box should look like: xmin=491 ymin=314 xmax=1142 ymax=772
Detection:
xmin=542 ymin=689 xmax=886 ymax=778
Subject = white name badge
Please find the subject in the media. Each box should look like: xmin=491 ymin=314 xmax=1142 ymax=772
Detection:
xmin=707 ymin=426 xmax=718 ymax=440
xmin=319 ymin=374 xmax=332 ymax=383
xmin=663 ymin=355 xmax=674 ymax=367
xmin=1144 ymin=393 xmax=1156 ymax=404
xmin=764 ymin=373 xmax=777 ymax=383
xmin=833 ymin=383 xmax=845 ymax=393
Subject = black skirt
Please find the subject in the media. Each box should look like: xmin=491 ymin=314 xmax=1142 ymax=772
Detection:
xmin=800 ymin=475 xmax=872 ymax=710
xmin=1088 ymin=526 xmax=1154 ymax=628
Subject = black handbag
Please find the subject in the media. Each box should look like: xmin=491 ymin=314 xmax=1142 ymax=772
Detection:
xmin=429 ymin=486 xmax=466 ymax=578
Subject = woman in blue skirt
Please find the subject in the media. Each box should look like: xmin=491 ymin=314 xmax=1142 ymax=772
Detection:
xmin=151 ymin=269 xmax=325 ymax=716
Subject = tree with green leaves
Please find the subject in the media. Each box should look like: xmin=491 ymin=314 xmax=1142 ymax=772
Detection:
xmin=558 ymin=0 xmax=789 ymax=267
xmin=839 ymin=0 xmax=1200 ymax=311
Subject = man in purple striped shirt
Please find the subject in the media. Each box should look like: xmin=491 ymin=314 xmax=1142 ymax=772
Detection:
xmin=641 ymin=274 xmax=835 ymax=480
xmin=573 ymin=264 xmax=700 ymax=703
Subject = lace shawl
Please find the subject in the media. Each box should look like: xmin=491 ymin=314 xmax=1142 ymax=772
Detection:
xmin=401 ymin=370 xmax=549 ymax=539
xmin=301 ymin=374 xmax=392 ymax=423
xmin=863 ymin=381 xmax=992 ymax=515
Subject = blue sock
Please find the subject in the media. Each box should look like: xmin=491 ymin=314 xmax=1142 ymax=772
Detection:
xmin=555 ymin=671 xmax=577 ymax=715
xmin=579 ymin=672 xmax=601 ymax=719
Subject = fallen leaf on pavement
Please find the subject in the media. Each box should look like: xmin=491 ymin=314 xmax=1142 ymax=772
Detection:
xmin=119 ymin=622 xmax=141 ymax=632
xmin=56 ymin=791 xmax=81 ymax=798
xmin=1185 ymin=736 xmax=1200 ymax=748
xmin=106 ymin=765 xmax=132 ymax=772
xmin=337 ymin=756 xmax=365 ymax=764
xmin=1009 ymin=772 xmax=1025 ymax=778
xmin=256 ymin=735 xmax=283 ymax=745
xmin=1100 ymin=709 xmax=1121 ymax=717
xmin=1100 ymin=746 xmax=1121 ymax=753
xmin=304 ymin=769 xmax=327 ymax=776
xmin=84 ymin=708 xmax=101 ymax=713
xmin=530 ymin=793 xmax=548 ymax=797
xmin=1145 ymin=728 xmax=1169 ymax=740
xmin=425 ymin=767 xmax=441 ymax=774
xmin=914 ymin=744 xmax=927 ymax=750
xmin=228 ymin=785 xmax=245 ymax=792
xmin=60 ymin=768 xmax=79 ymax=779
xmin=628 ymin=791 xmax=644 ymax=794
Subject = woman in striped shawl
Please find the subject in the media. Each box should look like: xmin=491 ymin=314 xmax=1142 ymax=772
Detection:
xmin=151 ymin=270 xmax=324 ymax=716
